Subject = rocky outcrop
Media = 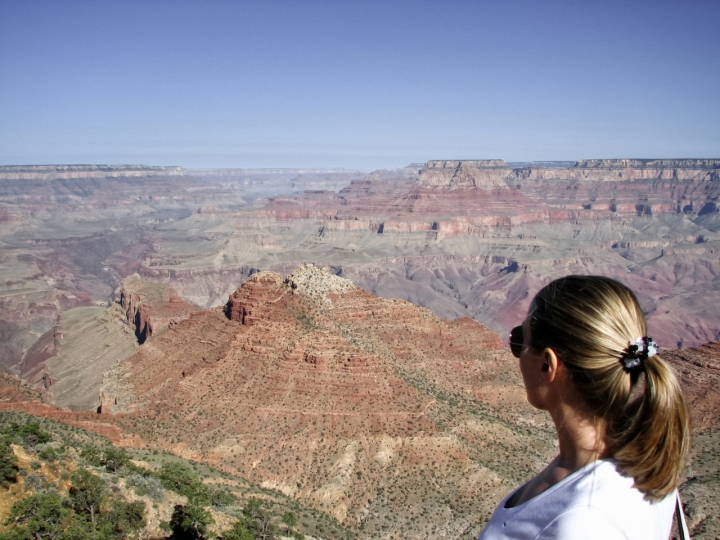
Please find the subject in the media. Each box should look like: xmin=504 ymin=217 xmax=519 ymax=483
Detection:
xmin=419 ymin=160 xmax=513 ymax=189
xmin=119 ymin=274 xmax=196 ymax=343
xmin=224 ymin=271 xmax=284 ymax=325
xmin=98 ymin=268 xmax=541 ymax=536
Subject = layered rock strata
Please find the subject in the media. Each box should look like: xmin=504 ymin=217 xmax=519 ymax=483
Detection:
xmin=119 ymin=273 xmax=196 ymax=344
xmin=0 ymin=274 xmax=717 ymax=538
xmin=128 ymin=159 xmax=720 ymax=349
xmin=99 ymin=266 xmax=552 ymax=538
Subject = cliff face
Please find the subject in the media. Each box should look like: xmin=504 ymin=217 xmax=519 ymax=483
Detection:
xmin=418 ymin=159 xmax=719 ymax=217
xmin=573 ymin=158 xmax=720 ymax=169
xmin=118 ymin=274 xmax=196 ymax=344
xmin=419 ymin=160 xmax=513 ymax=189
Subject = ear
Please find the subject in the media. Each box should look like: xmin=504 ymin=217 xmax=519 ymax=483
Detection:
xmin=541 ymin=348 xmax=561 ymax=382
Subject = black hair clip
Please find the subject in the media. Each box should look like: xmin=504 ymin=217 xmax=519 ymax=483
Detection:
xmin=621 ymin=336 xmax=658 ymax=371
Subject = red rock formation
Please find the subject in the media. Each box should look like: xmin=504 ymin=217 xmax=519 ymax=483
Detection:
xmin=94 ymin=267 xmax=539 ymax=534
xmin=224 ymin=272 xmax=285 ymax=324
xmin=118 ymin=274 xmax=196 ymax=343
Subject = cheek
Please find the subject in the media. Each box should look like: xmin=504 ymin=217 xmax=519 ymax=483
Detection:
xmin=518 ymin=357 xmax=533 ymax=385
xmin=519 ymin=358 xmax=543 ymax=408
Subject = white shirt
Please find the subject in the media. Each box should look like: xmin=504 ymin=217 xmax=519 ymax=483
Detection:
xmin=477 ymin=459 xmax=676 ymax=540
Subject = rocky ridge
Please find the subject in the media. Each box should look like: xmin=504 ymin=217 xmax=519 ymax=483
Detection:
xmin=98 ymin=266 xmax=551 ymax=538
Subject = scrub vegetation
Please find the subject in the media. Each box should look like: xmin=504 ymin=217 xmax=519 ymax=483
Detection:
xmin=0 ymin=412 xmax=354 ymax=539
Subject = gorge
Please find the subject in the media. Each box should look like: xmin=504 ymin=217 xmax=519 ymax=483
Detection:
xmin=0 ymin=159 xmax=719 ymax=538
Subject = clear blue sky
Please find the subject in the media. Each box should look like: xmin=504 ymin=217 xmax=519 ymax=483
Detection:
xmin=1 ymin=0 xmax=718 ymax=169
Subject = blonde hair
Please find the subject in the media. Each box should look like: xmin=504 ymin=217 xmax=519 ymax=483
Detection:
xmin=529 ymin=275 xmax=691 ymax=501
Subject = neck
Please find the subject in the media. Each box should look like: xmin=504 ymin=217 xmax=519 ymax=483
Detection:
xmin=550 ymin=401 xmax=607 ymax=472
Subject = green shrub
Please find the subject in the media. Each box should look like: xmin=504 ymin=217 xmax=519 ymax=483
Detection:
xmin=1 ymin=422 xmax=52 ymax=448
xmin=80 ymin=446 xmax=103 ymax=467
xmin=126 ymin=474 xmax=164 ymax=502
xmin=0 ymin=441 xmax=18 ymax=487
xmin=102 ymin=447 xmax=129 ymax=473
xmin=157 ymin=462 xmax=209 ymax=503
xmin=39 ymin=446 xmax=58 ymax=462
xmin=210 ymin=488 xmax=236 ymax=509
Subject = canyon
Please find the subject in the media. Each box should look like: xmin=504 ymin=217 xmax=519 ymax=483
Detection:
xmin=0 ymin=159 xmax=719 ymax=537
xmin=2 ymin=159 xmax=718 ymax=379
xmin=123 ymin=158 xmax=719 ymax=350
xmin=0 ymin=267 xmax=717 ymax=538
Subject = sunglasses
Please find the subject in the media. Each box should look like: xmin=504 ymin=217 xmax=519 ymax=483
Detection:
xmin=508 ymin=325 xmax=523 ymax=358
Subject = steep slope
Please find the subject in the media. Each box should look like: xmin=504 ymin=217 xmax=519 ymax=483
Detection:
xmin=9 ymin=276 xmax=196 ymax=412
xmin=0 ymin=278 xmax=718 ymax=538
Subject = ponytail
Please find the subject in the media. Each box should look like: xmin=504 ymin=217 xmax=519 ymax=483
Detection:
xmin=610 ymin=354 xmax=691 ymax=500
xmin=529 ymin=276 xmax=691 ymax=501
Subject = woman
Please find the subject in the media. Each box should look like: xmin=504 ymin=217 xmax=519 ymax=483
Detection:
xmin=478 ymin=276 xmax=691 ymax=540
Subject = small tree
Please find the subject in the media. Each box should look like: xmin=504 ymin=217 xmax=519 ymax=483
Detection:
xmin=241 ymin=498 xmax=277 ymax=540
xmin=69 ymin=468 xmax=105 ymax=526
xmin=104 ymin=500 xmax=146 ymax=538
xmin=210 ymin=488 xmax=236 ymax=509
xmin=158 ymin=462 xmax=209 ymax=503
xmin=281 ymin=511 xmax=297 ymax=529
xmin=102 ymin=447 xmax=130 ymax=473
xmin=59 ymin=515 xmax=104 ymax=540
xmin=169 ymin=502 xmax=214 ymax=540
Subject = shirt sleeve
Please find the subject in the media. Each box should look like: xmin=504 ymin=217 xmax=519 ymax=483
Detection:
xmin=535 ymin=506 xmax=629 ymax=540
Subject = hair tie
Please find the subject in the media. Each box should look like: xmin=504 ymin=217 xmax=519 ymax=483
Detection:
xmin=621 ymin=336 xmax=658 ymax=372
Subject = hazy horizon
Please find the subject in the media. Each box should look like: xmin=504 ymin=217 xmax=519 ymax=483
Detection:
xmin=1 ymin=0 xmax=719 ymax=170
